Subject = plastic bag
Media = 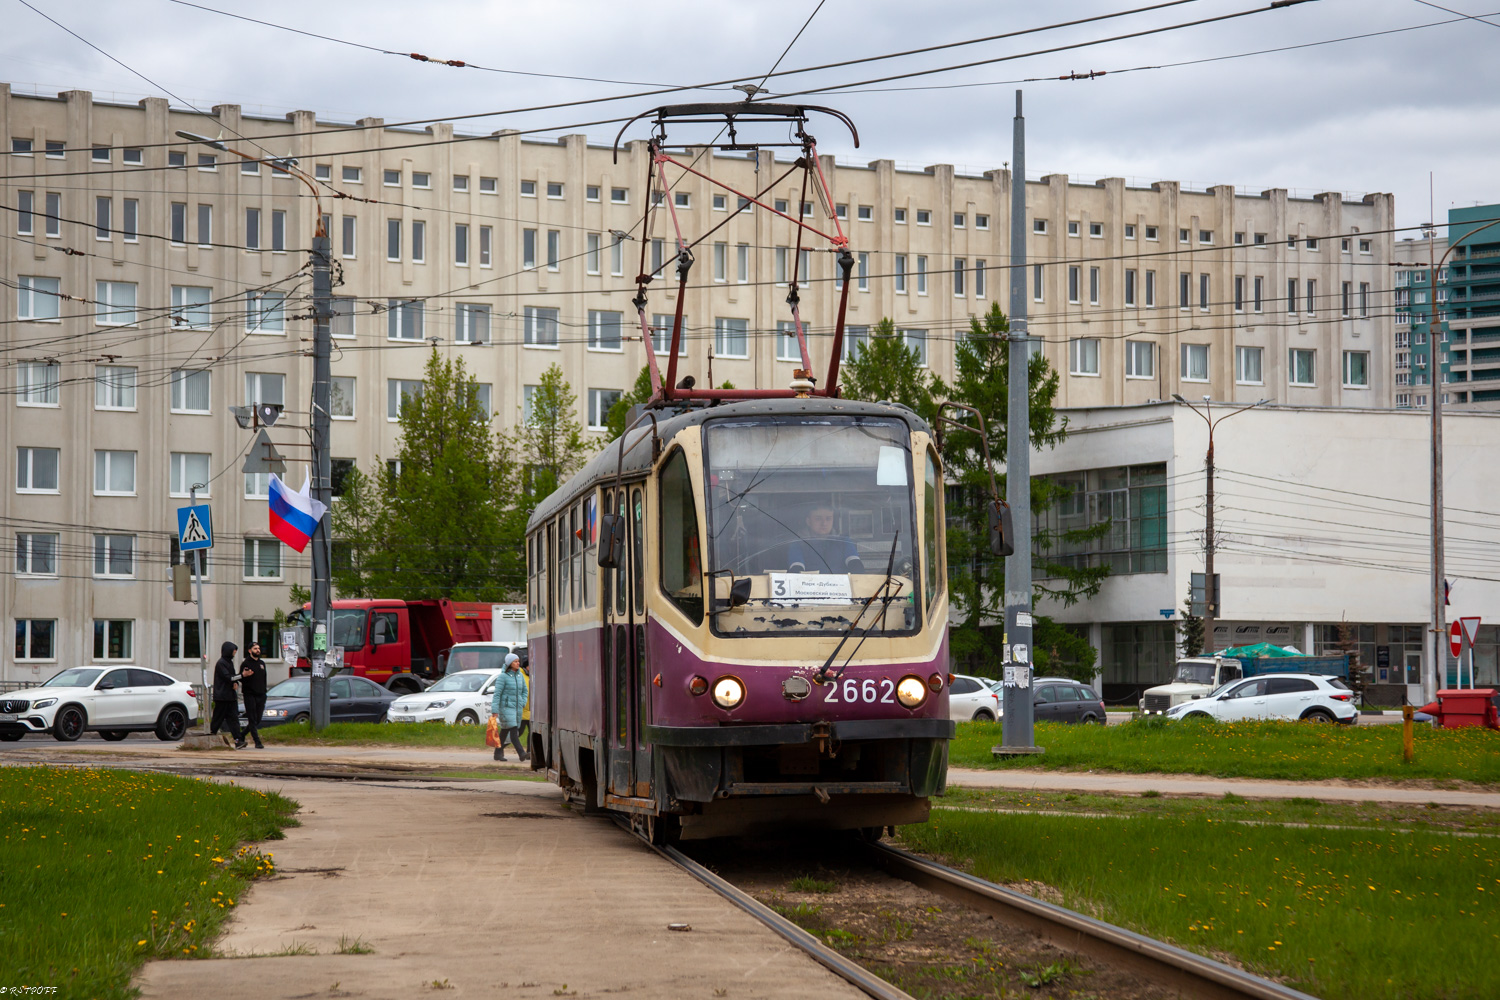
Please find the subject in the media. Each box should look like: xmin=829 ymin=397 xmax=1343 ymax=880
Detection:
xmin=485 ymin=715 xmax=501 ymax=748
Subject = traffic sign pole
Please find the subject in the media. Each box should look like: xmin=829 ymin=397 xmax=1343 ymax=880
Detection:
xmin=188 ymin=486 xmax=210 ymax=727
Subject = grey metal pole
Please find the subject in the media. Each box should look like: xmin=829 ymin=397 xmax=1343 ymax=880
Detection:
xmin=1001 ymin=90 xmax=1036 ymax=751
xmin=309 ymin=232 xmax=334 ymax=730
xmin=190 ymin=484 xmax=209 ymax=729
xmin=1428 ymin=219 xmax=1443 ymax=705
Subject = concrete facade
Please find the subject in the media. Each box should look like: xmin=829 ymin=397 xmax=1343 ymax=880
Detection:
xmin=2 ymin=86 xmax=1396 ymax=683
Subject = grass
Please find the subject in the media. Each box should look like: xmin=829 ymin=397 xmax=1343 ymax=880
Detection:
xmin=789 ymin=875 xmax=838 ymax=893
xmin=0 ymin=766 xmax=297 ymax=999
xmin=262 ymin=721 xmax=497 ymax=747
xmin=952 ymin=716 xmax=1500 ymax=783
xmin=900 ymin=809 xmax=1500 ymax=1000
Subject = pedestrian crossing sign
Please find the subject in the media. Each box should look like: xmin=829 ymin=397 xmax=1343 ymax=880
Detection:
xmin=177 ymin=504 xmax=214 ymax=551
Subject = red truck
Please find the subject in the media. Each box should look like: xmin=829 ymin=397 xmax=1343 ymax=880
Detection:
xmin=292 ymin=599 xmax=511 ymax=693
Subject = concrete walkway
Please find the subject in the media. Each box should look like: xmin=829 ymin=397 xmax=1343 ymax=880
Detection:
xmin=136 ymin=778 xmax=870 ymax=1000
xmin=947 ymin=766 xmax=1500 ymax=808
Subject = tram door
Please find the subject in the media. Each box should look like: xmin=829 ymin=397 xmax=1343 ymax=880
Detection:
xmin=604 ymin=485 xmax=649 ymax=800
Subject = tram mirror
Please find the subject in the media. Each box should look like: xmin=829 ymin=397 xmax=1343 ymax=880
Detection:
xmin=989 ymin=501 xmax=1015 ymax=558
xmin=876 ymin=446 xmax=908 ymax=486
xmin=729 ymin=576 xmax=752 ymax=608
xmin=598 ymin=513 xmax=626 ymax=569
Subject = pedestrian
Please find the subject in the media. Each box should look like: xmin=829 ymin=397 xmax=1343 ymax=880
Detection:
xmin=211 ymin=640 xmax=246 ymax=749
xmin=491 ymin=653 xmax=529 ymax=762
xmin=240 ymin=640 xmax=268 ymax=749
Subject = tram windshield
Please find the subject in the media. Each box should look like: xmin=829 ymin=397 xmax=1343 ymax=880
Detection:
xmin=702 ymin=415 xmax=921 ymax=636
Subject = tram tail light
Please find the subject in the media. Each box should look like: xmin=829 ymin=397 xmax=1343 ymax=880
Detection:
xmin=896 ymin=675 xmax=927 ymax=709
xmin=928 ymin=673 xmax=945 ymax=693
xmin=689 ymin=676 xmax=709 ymax=697
xmin=711 ymin=676 xmax=745 ymax=710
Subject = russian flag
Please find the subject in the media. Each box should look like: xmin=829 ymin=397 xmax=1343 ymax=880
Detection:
xmin=268 ymin=473 xmax=328 ymax=553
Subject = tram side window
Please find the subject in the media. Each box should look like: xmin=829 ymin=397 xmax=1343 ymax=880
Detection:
xmin=923 ymin=448 xmax=943 ymax=614
xmin=538 ymin=532 xmax=549 ymax=621
xmin=556 ymin=517 xmax=570 ymax=615
xmin=659 ymin=450 xmax=702 ymax=624
xmin=615 ymin=491 xmax=628 ymax=617
xmin=631 ymin=486 xmax=645 ymax=617
xmin=601 ymin=491 xmax=613 ymax=613
xmin=583 ymin=496 xmax=597 ymax=609
xmin=570 ymin=504 xmax=582 ymax=611
xmin=526 ymin=534 xmax=535 ymax=622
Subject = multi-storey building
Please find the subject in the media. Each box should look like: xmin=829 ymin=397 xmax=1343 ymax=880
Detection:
xmin=0 ymin=86 xmax=1396 ymax=683
xmin=1442 ymin=204 xmax=1500 ymax=407
xmin=1392 ymin=233 xmax=1447 ymax=409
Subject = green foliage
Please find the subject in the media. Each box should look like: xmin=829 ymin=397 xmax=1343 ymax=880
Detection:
xmin=1179 ymin=585 xmax=1205 ymax=657
xmin=330 ymin=348 xmax=523 ymax=601
xmin=1033 ymin=617 xmax=1099 ymax=681
xmin=605 ymin=366 xmax=656 ymax=442
xmin=935 ymin=303 xmax=1110 ymax=674
xmin=273 ymin=584 xmax=311 ymax=628
xmin=839 ymin=317 xmax=936 ymax=417
xmin=514 ymin=362 xmax=591 ymax=506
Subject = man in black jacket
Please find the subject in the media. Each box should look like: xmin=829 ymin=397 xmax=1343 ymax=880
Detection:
xmin=211 ymin=640 xmax=245 ymax=749
xmin=240 ymin=641 xmax=268 ymax=749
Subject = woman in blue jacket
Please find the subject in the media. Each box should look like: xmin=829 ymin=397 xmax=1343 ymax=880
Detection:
xmin=490 ymin=654 xmax=529 ymax=762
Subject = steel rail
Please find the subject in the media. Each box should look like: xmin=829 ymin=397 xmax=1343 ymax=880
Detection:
xmin=863 ymin=841 xmax=1319 ymax=1000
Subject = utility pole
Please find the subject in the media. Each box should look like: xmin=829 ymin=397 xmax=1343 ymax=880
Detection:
xmin=308 ymin=229 xmax=334 ymax=730
xmin=1001 ymin=90 xmax=1037 ymax=753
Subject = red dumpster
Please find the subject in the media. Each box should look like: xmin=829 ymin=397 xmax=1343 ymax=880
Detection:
xmin=1415 ymin=688 xmax=1500 ymax=729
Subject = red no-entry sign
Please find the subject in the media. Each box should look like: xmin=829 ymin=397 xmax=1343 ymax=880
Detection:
xmin=1450 ymin=622 xmax=1464 ymax=658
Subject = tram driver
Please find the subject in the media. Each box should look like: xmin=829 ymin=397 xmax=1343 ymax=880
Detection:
xmin=787 ymin=504 xmax=866 ymax=575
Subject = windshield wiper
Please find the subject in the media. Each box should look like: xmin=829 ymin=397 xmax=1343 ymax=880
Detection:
xmin=814 ymin=531 xmax=900 ymax=684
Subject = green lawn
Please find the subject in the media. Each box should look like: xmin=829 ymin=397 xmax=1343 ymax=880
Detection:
xmin=261 ymin=720 xmax=496 ymax=748
xmin=952 ymin=717 xmax=1500 ymax=783
xmin=0 ymin=766 xmax=297 ymax=999
xmin=900 ymin=808 xmax=1500 ymax=1000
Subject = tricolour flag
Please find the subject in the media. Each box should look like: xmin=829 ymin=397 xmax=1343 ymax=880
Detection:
xmin=268 ymin=473 xmax=328 ymax=553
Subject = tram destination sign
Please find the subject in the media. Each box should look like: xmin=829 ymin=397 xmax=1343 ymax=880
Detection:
xmin=768 ymin=572 xmax=853 ymax=605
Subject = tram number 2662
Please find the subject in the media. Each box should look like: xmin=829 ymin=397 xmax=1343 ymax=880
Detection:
xmin=823 ymin=677 xmax=895 ymax=704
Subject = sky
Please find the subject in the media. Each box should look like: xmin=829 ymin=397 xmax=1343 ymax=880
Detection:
xmin=5 ymin=0 xmax=1497 ymax=231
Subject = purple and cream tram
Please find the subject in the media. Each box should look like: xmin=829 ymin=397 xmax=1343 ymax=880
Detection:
xmin=524 ymin=398 xmax=955 ymax=841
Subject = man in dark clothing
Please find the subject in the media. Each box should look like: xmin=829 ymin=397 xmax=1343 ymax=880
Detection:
xmin=240 ymin=641 xmax=268 ymax=749
xmin=211 ymin=640 xmax=246 ymax=749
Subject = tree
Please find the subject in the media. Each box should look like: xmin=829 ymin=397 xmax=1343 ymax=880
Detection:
xmin=935 ymin=302 xmax=1110 ymax=677
xmin=1178 ymin=586 xmax=1205 ymax=658
xmin=330 ymin=348 xmax=523 ymax=601
xmin=839 ymin=318 xmax=936 ymax=417
xmin=605 ymin=365 xmax=655 ymax=442
xmin=1334 ymin=619 xmax=1367 ymax=705
xmin=514 ymin=363 xmax=590 ymax=505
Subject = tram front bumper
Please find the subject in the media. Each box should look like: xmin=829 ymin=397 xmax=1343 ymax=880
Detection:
xmin=643 ymin=717 xmax=955 ymax=747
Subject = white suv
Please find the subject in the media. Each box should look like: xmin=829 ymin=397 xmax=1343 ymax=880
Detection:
xmin=1165 ymin=673 xmax=1357 ymax=724
xmin=0 ymin=666 xmax=199 ymax=742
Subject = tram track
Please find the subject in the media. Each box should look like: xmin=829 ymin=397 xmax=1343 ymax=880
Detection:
xmin=638 ymin=825 xmax=1319 ymax=1000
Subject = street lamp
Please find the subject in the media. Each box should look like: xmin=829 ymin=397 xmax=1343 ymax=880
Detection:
xmin=1170 ymin=395 xmax=1268 ymax=648
xmin=177 ymin=129 xmax=336 ymax=729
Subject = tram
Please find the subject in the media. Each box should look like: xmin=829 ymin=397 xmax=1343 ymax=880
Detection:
xmin=522 ymin=100 xmax=1009 ymax=840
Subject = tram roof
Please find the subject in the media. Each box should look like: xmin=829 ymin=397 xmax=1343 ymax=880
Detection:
xmin=526 ymin=396 xmax=930 ymax=530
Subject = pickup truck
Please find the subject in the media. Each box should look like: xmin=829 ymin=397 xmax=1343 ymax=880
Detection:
xmin=1139 ymin=653 xmax=1349 ymax=715
xmin=291 ymin=600 xmax=525 ymax=693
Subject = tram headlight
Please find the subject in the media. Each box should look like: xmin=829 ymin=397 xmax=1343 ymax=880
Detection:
xmin=711 ymin=675 xmax=745 ymax=710
xmin=896 ymin=675 xmax=927 ymax=709
xmin=689 ymin=675 xmax=709 ymax=697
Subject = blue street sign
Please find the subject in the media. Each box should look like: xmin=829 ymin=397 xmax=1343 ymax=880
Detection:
xmin=177 ymin=504 xmax=213 ymax=551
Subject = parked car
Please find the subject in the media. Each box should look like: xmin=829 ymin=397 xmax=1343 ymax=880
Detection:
xmin=386 ymin=669 xmax=504 ymax=725
xmin=0 ymin=666 xmax=198 ymax=742
xmin=950 ymin=674 xmax=1001 ymax=722
xmin=1164 ymin=673 xmax=1357 ymax=724
xmin=252 ymin=674 xmax=400 ymax=727
xmin=1032 ymin=678 xmax=1107 ymax=724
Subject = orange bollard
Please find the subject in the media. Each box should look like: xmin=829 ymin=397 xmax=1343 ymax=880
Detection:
xmin=1402 ymin=705 xmax=1414 ymax=763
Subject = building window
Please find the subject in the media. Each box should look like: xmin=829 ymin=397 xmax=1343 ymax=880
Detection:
xmin=1145 ymin=270 xmax=1156 ymax=308
xmin=1343 ymin=351 xmax=1369 ymax=388
xmin=1033 ymin=219 xmax=1048 ymax=235
xmin=1089 ymin=267 xmax=1100 ymax=305
xmin=1144 ymin=225 xmax=1158 ymax=241
xmin=412 ymin=221 xmax=426 ymax=263
xmin=650 ymin=313 xmax=689 ymax=356
xmin=387 ymin=379 xmax=423 ymax=420
xmin=1359 ymin=282 xmax=1369 ymax=318
xmin=953 ymin=212 xmax=965 ymax=229
xmin=1089 ymin=222 xmax=1103 ymax=238
xmin=243 ymin=539 xmax=282 ymax=580
xmin=268 ymin=210 xmax=285 ymax=251
xmin=1179 ymin=228 xmax=1189 ymax=244
xmin=902 ymin=328 xmax=928 ymax=367
xmin=1199 ymin=273 xmax=1209 ymax=312
xmin=411 ymin=171 xmax=430 ymax=189
xmin=386 ymin=219 xmax=401 ymax=260
xmin=1199 ymin=230 xmax=1213 ymax=244
xmin=453 ymin=223 xmax=469 ymax=266
xmin=525 ymin=306 xmax=559 ymax=348
xmin=1289 ymin=348 xmax=1316 ymax=386
xmin=894 ymin=255 xmax=907 ymax=294
xmin=894 ymin=207 xmax=906 ymax=224
xmin=1234 ymin=276 xmax=1245 ymax=313
xmin=1125 ymin=342 xmax=1154 ymax=378
xmin=16 ymin=447 xmax=60 ymax=493
xmin=45 ymin=192 xmax=61 ymax=238
xmin=169 ymin=621 xmax=202 ymax=660
xmin=95 ymin=365 xmax=137 ymax=410
xmin=477 ymin=176 xmax=497 ymax=194
xmin=124 ymin=198 xmax=140 ymax=240
xmin=1235 ymin=232 xmax=1245 ymax=245
xmin=587 ymin=388 xmax=622 ymax=431
xmin=1069 ymin=338 xmax=1100 ymax=376
xmin=245 ymin=372 xmax=285 ymax=409
xmin=974 ymin=259 xmax=985 ymax=298
xmin=245 ymin=207 xmax=260 ymax=249
xmin=715 ymin=317 xmax=749 ymax=358
xmin=170 ymin=285 xmax=211 ymax=329
xmin=383 ymin=169 xmax=401 ymax=187
xmin=479 ymin=226 xmax=492 ymax=267
xmin=330 ymin=376 xmax=356 ymax=419
xmin=521 ymin=180 xmax=536 ymax=197
xmin=586 ymin=232 xmax=600 ymax=274
xmin=976 ymin=214 xmax=989 ymax=230
xmin=522 ymin=228 xmax=537 ymax=269
xmin=588 ymin=310 xmax=623 ymax=352
xmin=245 ymin=291 xmax=286 ymax=333
xmin=1359 ymin=239 xmax=1372 ymax=254
xmin=1236 ymin=346 xmax=1263 ymax=385
xmin=15 ymin=619 xmax=55 ymax=660
xmin=169 ymin=202 xmax=187 ymax=243
xmin=17 ymin=362 xmax=59 ymax=406
xmin=95 ymin=196 xmax=111 ymax=240
xmin=196 ymin=204 xmax=212 ymax=246
xmin=15 ymin=532 xmax=58 ymax=576
xmin=342 ymin=216 xmax=357 ymax=257
xmin=171 ymin=370 xmax=211 ymax=413
xmin=17 ymin=189 xmax=34 ymax=235
xmin=453 ymin=303 xmax=490 ymax=344
xmin=1306 ymin=238 xmax=1319 ymax=250
xmin=1341 ymin=281 xmax=1351 ymax=317
xmin=954 ymin=259 xmax=966 ymax=297
xmin=1181 ymin=344 xmax=1209 ymax=382
xmin=1253 ymin=276 xmax=1264 ymax=313
xmin=95 ymin=280 xmax=138 ymax=326
xmin=1034 ymin=264 xmax=1044 ymax=302
xmin=1287 ymin=278 xmax=1297 ymax=314
xmin=1067 ymin=221 xmax=1079 ymax=237
xmin=610 ymin=187 xmax=628 ymax=204
xmin=93 ymin=620 xmax=133 ymax=660
xmin=546 ymin=229 xmax=559 ymax=271
xmin=858 ymin=205 xmax=873 ymax=221
xmin=93 ymin=534 xmax=135 ymax=578
xmin=1179 ymin=272 xmax=1190 ymax=310
xmin=916 ymin=256 xmax=928 ymax=295
xmin=338 ymin=165 xmax=360 ymax=183
xmin=1125 ymin=224 xmax=1136 ymax=240
xmin=776 ymin=321 xmax=801 ymax=362
xmin=713 ymin=241 xmax=727 ymax=282
xmin=387 ymin=299 xmax=424 ymax=340
xmin=1036 ymin=463 xmax=1167 ymax=576
xmin=1124 ymin=269 xmax=1136 ymax=307
xmin=1068 ymin=266 xmax=1080 ymax=304
xmin=94 ymin=450 xmax=136 ymax=496
xmin=1306 ymin=278 xmax=1316 ymax=316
